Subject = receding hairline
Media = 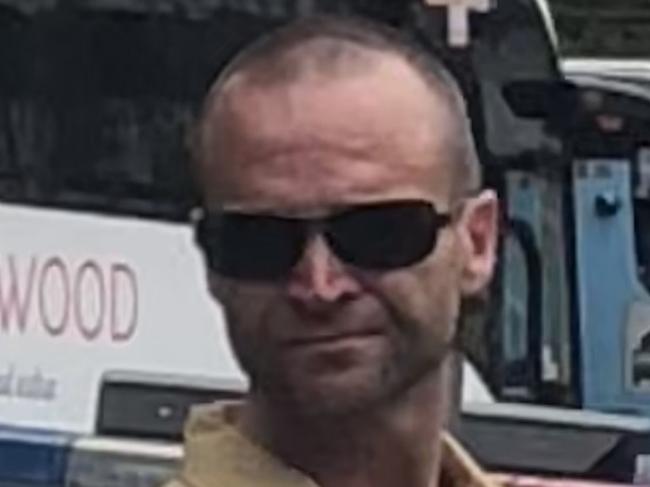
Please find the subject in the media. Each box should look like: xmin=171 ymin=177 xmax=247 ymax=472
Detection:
xmin=218 ymin=38 xmax=429 ymax=98
xmin=195 ymin=16 xmax=482 ymax=195
xmin=202 ymin=17 xmax=464 ymax=122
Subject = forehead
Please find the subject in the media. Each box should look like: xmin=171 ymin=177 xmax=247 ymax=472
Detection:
xmin=200 ymin=54 xmax=457 ymax=210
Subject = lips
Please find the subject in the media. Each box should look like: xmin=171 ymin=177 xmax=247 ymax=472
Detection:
xmin=283 ymin=329 xmax=385 ymax=348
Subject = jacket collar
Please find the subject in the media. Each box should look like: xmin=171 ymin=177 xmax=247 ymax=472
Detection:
xmin=179 ymin=403 xmax=499 ymax=487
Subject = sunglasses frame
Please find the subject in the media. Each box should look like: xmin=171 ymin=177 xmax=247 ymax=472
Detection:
xmin=192 ymin=199 xmax=457 ymax=280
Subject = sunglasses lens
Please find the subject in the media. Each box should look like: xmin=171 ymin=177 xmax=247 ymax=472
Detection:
xmin=196 ymin=214 xmax=305 ymax=280
xmin=330 ymin=201 xmax=443 ymax=269
xmin=195 ymin=201 xmax=450 ymax=279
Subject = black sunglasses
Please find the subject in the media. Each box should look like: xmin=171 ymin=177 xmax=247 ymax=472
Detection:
xmin=193 ymin=199 xmax=454 ymax=281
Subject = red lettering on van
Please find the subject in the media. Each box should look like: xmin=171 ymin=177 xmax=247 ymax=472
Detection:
xmin=0 ymin=256 xmax=36 ymax=334
xmin=110 ymin=263 xmax=138 ymax=342
xmin=38 ymin=257 xmax=70 ymax=337
xmin=0 ymin=255 xmax=139 ymax=343
xmin=74 ymin=261 xmax=105 ymax=341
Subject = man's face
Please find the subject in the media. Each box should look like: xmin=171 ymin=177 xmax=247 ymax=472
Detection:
xmin=199 ymin=53 xmax=497 ymax=415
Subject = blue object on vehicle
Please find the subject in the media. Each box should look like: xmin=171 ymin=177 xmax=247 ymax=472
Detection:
xmin=0 ymin=426 xmax=74 ymax=486
xmin=573 ymin=158 xmax=650 ymax=416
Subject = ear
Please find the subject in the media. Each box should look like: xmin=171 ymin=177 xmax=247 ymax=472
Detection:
xmin=457 ymin=189 xmax=499 ymax=296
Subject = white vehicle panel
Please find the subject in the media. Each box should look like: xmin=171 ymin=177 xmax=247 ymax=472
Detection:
xmin=0 ymin=203 xmax=245 ymax=433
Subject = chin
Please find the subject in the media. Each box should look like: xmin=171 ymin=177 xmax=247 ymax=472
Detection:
xmin=262 ymin=365 xmax=395 ymax=418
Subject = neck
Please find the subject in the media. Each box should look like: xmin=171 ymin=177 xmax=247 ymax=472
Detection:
xmin=239 ymin=357 xmax=454 ymax=487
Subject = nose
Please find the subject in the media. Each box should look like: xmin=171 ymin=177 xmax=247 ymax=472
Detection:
xmin=286 ymin=234 xmax=362 ymax=307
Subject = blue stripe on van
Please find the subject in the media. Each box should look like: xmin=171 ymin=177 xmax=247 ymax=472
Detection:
xmin=0 ymin=426 xmax=75 ymax=485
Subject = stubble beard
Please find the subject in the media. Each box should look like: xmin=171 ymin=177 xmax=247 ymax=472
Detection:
xmin=226 ymin=310 xmax=455 ymax=420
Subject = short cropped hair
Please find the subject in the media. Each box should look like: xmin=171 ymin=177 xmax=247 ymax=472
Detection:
xmin=195 ymin=15 xmax=482 ymax=196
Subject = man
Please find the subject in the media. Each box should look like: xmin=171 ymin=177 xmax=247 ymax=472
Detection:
xmin=170 ymin=14 xmax=499 ymax=487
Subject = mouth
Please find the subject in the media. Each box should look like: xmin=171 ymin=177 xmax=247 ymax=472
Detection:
xmin=283 ymin=329 xmax=385 ymax=349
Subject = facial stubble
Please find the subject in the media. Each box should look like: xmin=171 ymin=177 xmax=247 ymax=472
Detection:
xmin=221 ymin=283 xmax=457 ymax=418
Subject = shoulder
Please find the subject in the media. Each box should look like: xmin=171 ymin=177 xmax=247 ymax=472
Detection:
xmin=442 ymin=433 xmax=502 ymax=487
xmin=161 ymin=478 xmax=194 ymax=487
